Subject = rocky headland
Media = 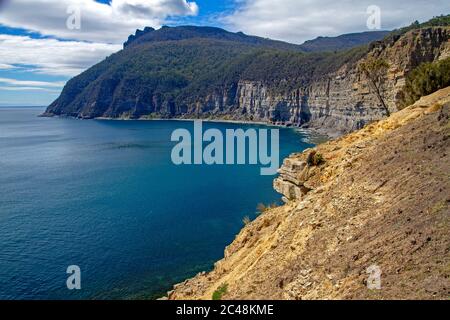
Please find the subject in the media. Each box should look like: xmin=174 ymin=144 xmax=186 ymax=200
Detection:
xmin=44 ymin=23 xmax=449 ymax=137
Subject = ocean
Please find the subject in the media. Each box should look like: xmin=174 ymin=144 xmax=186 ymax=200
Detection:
xmin=0 ymin=107 xmax=316 ymax=299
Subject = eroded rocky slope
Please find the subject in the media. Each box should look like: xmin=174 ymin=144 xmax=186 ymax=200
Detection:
xmin=168 ymin=87 xmax=450 ymax=300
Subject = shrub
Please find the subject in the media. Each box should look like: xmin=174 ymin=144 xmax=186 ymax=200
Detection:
xmin=212 ymin=283 xmax=228 ymax=300
xmin=307 ymin=151 xmax=325 ymax=166
xmin=401 ymin=58 xmax=450 ymax=108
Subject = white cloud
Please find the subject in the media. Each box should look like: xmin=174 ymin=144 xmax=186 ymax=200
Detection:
xmin=0 ymin=86 xmax=61 ymax=93
xmin=0 ymin=0 xmax=198 ymax=44
xmin=0 ymin=77 xmax=65 ymax=88
xmin=112 ymin=0 xmax=198 ymax=19
xmin=0 ymin=0 xmax=195 ymax=103
xmin=0 ymin=63 xmax=16 ymax=70
xmin=222 ymin=0 xmax=450 ymax=44
xmin=0 ymin=35 xmax=121 ymax=77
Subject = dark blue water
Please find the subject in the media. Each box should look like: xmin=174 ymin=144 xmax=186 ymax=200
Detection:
xmin=0 ymin=107 xmax=316 ymax=300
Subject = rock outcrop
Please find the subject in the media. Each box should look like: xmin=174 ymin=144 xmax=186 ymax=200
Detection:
xmin=168 ymin=87 xmax=450 ymax=300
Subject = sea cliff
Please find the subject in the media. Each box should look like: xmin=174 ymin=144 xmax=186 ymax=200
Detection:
xmin=168 ymin=87 xmax=450 ymax=300
xmin=185 ymin=27 xmax=449 ymax=136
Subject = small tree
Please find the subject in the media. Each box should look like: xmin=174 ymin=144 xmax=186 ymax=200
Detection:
xmin=359 ymin=56 xmax=390 ymax=116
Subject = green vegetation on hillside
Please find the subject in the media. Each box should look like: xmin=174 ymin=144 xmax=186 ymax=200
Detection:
xmin=212 ymin=283 xmax=228 ymax=300
xmin=401 ymin=58 xmax=450 ymax=108
xmin=387 ymin=14 xmax=450 ymax=39
xmin=48 ymin=34 xmax=369 ymax=118
xmin=415 ymin=14 xmax=450 ymax=28
xmin=300 ymin=31 xmax=390 ymax=52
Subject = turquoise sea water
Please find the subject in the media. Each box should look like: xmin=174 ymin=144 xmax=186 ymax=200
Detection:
xmin=0 ymin=107 xmax=315 ymax=300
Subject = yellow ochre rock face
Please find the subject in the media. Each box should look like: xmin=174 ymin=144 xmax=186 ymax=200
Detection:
xmin=169 ymin=87 xmax=450 ymax=300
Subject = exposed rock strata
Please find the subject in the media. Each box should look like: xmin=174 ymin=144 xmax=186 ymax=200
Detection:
xmin=190 ymin=28 xmax=450 ymax=136
xmin=169 ymin=87 xmax=450 ymax=300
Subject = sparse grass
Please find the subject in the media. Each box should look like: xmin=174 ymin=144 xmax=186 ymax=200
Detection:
xmin=256 ymin=203 xmax=268 ymax=214
xmin=256 ymin=202 xmax=279 ymax=215
xmin=212 ymin=283 xmax=228 ymax=300
xmin=430 ymin=200 xmax=448 ymax=215
xmin=242 ymin=216 xmax=251 ymax=225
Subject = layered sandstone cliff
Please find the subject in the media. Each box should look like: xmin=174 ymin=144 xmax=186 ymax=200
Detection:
xmin=188 ymin=27 xmax=450 ymax=136
xmin=168 ymin=87 xmax=450 ymax=300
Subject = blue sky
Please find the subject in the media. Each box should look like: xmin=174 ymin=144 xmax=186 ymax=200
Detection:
xmin=0 ymin=0 xmax=448 ymax=106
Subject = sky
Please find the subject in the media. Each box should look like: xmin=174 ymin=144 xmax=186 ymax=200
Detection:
xmin=0 ymin=0 xmax=448 ymax=106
